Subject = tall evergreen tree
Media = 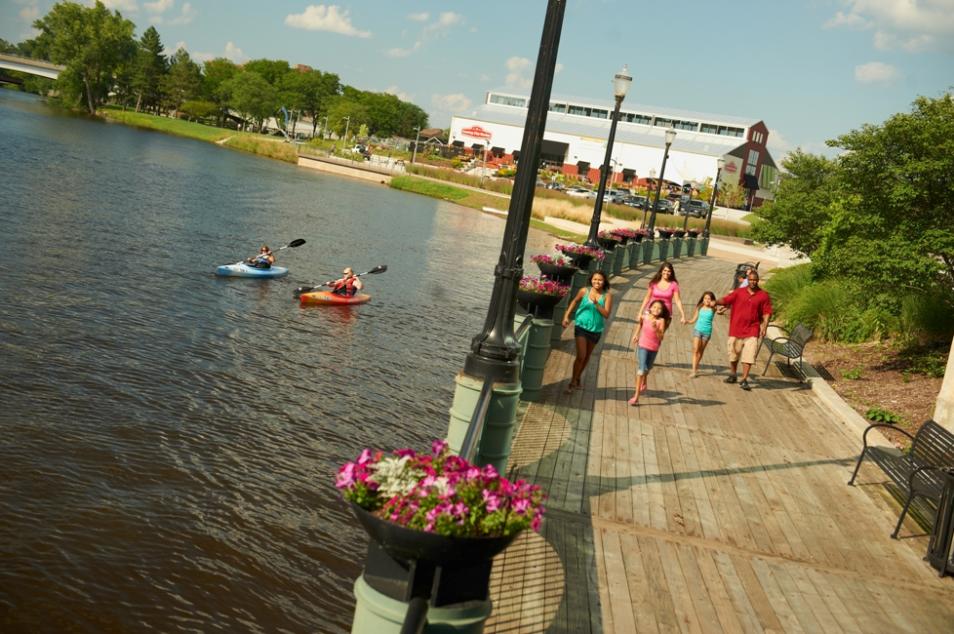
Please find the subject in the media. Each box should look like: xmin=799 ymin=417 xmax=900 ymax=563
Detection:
xmin=161 ymin=48 xmax=201 ymax=116
xmin=133 ymin=26 xmax=167 ymax=113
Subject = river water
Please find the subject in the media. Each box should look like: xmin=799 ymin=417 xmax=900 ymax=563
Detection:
xmin=0 ymin=90 xmax=556 ymax=632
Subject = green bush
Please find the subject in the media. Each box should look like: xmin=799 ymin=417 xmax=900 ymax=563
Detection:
xmin=763 ymin=264 xmax=812 ymax=314
xmin=390 ymin=176 xmax=469 ymax=200
xmin=866 ymin=407 xmax=900 ymax=424
xmin=899 ymin=290 xmax=954 ymax=345
xmin=781 ymin=281 xmax=896 ymax=342
xmin=842 ymin=367 xmax=863 ymax=380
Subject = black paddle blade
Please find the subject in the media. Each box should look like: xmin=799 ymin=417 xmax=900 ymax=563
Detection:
xmin=293 ymin=286 xmax=316 ymax=298
xmin=288 ymin=238 xmax=306 ymax=248
xmin=364 ymin=265 xmax=387 ymax=275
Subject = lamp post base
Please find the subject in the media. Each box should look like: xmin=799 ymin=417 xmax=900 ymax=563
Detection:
xmin=447 ymin=373 xmax=522 ymax=474
xmin=352 ymin=572 xmax=493 ymax=633
xmin=700 ymin=236 xmax=710 ymax=256
xmin=521 ymin=318 xmax=552 ymax=401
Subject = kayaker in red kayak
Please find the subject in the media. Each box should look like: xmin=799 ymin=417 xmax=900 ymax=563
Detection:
xmin=246 ymin=245 xmax=275 ymax=269
xmin=330 ymin=267 xmax=364 ymax=296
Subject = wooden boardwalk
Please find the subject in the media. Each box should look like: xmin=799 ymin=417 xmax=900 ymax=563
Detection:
xmin=486 ymin=256 xmax=954 ymax=633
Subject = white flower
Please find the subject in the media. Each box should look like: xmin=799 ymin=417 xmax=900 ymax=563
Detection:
xmin=370 ymin=456 xmax=423 ymax=498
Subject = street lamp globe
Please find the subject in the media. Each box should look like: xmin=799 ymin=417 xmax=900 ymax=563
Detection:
xmin=717 ymin=157 xmax=726 ymax=170
xmin=613 ymin=65 xmax=632 ymax=100
xmin=665 ymin=128 xmax=676 ymax=146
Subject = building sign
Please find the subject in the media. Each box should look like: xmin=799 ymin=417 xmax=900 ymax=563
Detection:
xmin=461 ymin=125 xmax=493 ymax=140
xmin=723 ymin=161 xmax=738 ymax=173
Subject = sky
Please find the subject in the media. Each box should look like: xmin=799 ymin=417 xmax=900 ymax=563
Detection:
xmin=3 ymin=0 xmax=953 ymax=160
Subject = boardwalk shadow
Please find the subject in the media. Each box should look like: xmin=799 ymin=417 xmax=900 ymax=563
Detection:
xmin=600 ymin=387 xmax=726 ymax=408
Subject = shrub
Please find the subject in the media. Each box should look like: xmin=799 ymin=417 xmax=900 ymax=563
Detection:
xmin=763 ymin=264 xmax=813 ymax=314
xmin=899 ymin=290 xmax=954 ymax=345
xmin=782 ymin=281 xmax=896 ymax=342
xmin=866 ymin=407 xmax=900 ymax=424
xmin=842 ymin=368 xmax=863 ymax=380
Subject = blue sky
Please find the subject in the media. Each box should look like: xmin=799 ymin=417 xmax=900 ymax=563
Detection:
xmin=4 ymin=0 xmax=952 ymax=160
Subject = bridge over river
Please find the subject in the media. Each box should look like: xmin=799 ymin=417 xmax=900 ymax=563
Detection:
xmin=0 ymin=53 xmax=64 ymax=80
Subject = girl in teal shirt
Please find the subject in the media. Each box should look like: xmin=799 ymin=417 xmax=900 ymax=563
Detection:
xmin=562 ymin=271 xmax=613 ymax=392
xmin=686 ymin=291 xmax=717 ymax=378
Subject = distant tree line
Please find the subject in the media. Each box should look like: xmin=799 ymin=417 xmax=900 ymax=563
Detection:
xmin=1 ymin=1 xmax=428 ymax=137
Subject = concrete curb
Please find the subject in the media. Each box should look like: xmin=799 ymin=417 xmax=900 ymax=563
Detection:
xmin=801 ymin=361 xmax=895 ymax=450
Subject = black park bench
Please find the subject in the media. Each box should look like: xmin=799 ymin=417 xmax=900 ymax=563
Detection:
xmin=848 ymin=420 xmax=954 ymax=538
xmin=760 ymin=323 xmax=814 ymax=378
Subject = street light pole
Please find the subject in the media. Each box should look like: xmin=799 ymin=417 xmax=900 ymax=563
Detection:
xmin=584 ymin=65 xmax=632 ymax=249
xmin=647 ymin=127 xmax=676 ymax=234
xmin=681 ymin=182 xmax=693 ymax=232
xmin=411 ymin=125 xmax=421 ymax=164
xmin=703 ymin=157 xmax=726 ymax=238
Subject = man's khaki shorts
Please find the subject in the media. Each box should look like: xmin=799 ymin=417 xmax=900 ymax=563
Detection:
xmin=727 ymin=336 xmax=760 ymax=365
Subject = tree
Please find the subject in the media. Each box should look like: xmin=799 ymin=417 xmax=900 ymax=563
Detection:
xmin=751 ymin=93 xmax=954 ymax=299
xmin=201 ymin=57 xmax=238 ymax=125
xmin=132 ymin=26 xmax=166 ymax=113
xmin=31 ymin=1 xmax=137 ymax=114
xmin=161 ymin=47 xmax=201 ymax=115
xmin=749 ymin=150 xmax=840 ymax=255
xmin=282 ymin=69 xmax=340 ymax=136
xmin=325 ymin=96 xmax=370 ymax=138
xmin=224 ymin=70 xmax=277 ymax=131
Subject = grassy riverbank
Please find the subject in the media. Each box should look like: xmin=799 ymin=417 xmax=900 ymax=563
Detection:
xmin=99 ymin=108 xmax=298 ymax=163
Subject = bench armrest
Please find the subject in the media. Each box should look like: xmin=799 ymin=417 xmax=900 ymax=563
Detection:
xmin=908 ymin=463 xmax=948 ymax=492
xmin=862 ymin=423 xmax=913 ymax=452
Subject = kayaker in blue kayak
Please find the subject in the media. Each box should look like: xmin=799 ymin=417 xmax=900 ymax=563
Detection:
xmin=246 ymin=245 xmax=275 ymax=269
xmin=330 ymin=267 xmax=364 ymax=296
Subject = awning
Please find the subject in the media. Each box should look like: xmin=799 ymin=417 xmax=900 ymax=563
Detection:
xmin=743 ymin=173 xmax=760 ymax=189
xmin=452 ymin=140 xmax=464 ymax=147
xmin=490 ymin=146 xmax=505 ymax=156
xmin=471 ymin=143 xmax=484 ymax=151
xmin=512 ymin=150 xmax=520 ymax=162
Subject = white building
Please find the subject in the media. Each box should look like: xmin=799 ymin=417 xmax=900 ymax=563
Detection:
xmin=450 ymin=91 xmax=778 ymax=206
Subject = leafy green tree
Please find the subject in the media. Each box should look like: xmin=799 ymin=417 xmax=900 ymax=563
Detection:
xmin=750 ymin=150 xmax=840 ymax=255
xmin=326 ymin=96 xmax=370 ymax=138
xmin=201 ymin=57 xmax=238 ymax=124
xmin=179 ymin=99 xmax=219 ymax=122
xmin=243 ymin=59 xmax=290 ymax=87
xmin=282 ymin=69 xmax=340 ymax=137
xmin=0 ymin=38 xmax=16 ymax=53
xmin=224 ymin=70 xmax=277 ymax=131
xmin=132 ymin=26 xmax=166 ymax=113
xmin=31 ymin=1 xmax=137 ymax=113
xmin=161 ymin=47 xmax=201 ymax=115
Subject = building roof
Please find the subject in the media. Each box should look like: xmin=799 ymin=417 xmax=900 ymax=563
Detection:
xmin=459 ymin=104 xmax=741 ymax=158
xmin=544 ymin=92 xmax=760 ymax=128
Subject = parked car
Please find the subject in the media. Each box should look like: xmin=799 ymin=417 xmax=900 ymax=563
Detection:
xmin=653 ymin=199 xmax=674 ymax=213
xmin=625 ymin=195 xmax=649 ymax=208
xmin=680 ymin=199 xmax=710 ymax=217
xmin=545 ymin=182 xmax=565 ymax=191
xmin=351 ymin=144 xmax=371 ymax=160
xmin=566 ymin=187 xmax=590 ymax=198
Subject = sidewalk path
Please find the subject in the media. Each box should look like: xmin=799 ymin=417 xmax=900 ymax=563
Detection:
xmin=486 ymin=256 xmax=953 ymax=633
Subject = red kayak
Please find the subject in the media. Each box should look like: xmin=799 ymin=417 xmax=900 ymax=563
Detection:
xmin=299 ymin=290 xmax=371 ymax=306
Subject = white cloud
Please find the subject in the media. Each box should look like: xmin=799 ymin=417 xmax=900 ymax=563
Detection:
xmin=432 ymin=93 xmax=472 ymax=114
xmin=555 ymin=62 xmax=564 ymax=73
xmin=825 ymin=0 xmax=954 ymax=51
xmin=144 ymin=0 xmax=173 ymax=12
xmin=100 ymin=0 xmax=139 ymax=11
xmin=19 ymin=5 xmax=39 ymax=22
xmin=823 ymin=10 xmax=870 ymax=29
xmin=285 ymin=4 xmax=371 ymax=38
xmin=504 ymin=56 xmax=533 ymax=90
xmin=854 ymin=61 xmax=899 ymax=82
xmin=407 ymin=12 xmax=429 ymax=22
xmin=765 ymin=127 xmax=794 ymax=161
xmin=192 ymin=41 xmax=248 ymax=64
xmin=423 ymin=11 xmax=462 ymax=35
xmin=163 ymin=40 xmax=188 ymax=56
xmin=384 ymin=85 xmax=411 ymax=101
xmin=386 ymin=41 xmax=422 ymax=58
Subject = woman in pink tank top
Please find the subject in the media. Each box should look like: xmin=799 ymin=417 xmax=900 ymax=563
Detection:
xmin=637 ymin=261 xmax=687 ymax=325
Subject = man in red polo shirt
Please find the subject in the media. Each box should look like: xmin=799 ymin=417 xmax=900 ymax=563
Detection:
xmin=716 ymin=269 xmax=772 ymax=391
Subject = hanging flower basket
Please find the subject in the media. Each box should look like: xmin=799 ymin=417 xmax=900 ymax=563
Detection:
xmin=517 ymin=275 xmax=570 ymax=315
xmin=611 ymin=228 xmax=640 ymax=244
xmin=657 ymin=228 xmax=674 ymax=239
xmin=687 ymin=228 xmax=701 ymax=237
xmin=673 ymin=229 xmax=686 ymax=238
xmin=531 ymin=254 xmax=578 ymax=283
xmin=555 ymin=243 xmax=604 ymax=269
xmin=597 ymin=230 xmax=622 ymax=250
xmin=337 ymin=440 xmax=546 ymax=566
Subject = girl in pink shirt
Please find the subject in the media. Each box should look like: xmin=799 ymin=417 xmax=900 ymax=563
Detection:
xmin=629 ymin=300 xmax=670 ymax=405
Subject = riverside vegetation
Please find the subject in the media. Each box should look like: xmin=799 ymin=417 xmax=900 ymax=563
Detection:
xmin=757 ymin=93 xmax=953 ymax=438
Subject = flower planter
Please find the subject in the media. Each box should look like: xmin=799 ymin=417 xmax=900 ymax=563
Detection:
xmin=517 ymin=289 xmax=564 ymax=318
xmin=351 ymin=502 xmax=519 ymax=568
xmin=535 ymin=261 xmax=578 ymax=283
xmin=672 ymin=236 xmax=683 ymax=258
xmin=567 ymin=253 xmax=595 ymax=270
xmin=597 ymin=236 xmax=621 ymax=250
xmin=657 ymin=229 xmax=673 ymax=240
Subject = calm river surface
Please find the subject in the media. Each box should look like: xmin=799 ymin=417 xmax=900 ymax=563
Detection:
xmin=0 ymin=90 xmax=555 ymax=633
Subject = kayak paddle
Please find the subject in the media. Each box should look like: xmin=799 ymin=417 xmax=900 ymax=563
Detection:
xmin=243 ymin=238 xmax=306 ymax=264
xmin=293 ymin=264 xmax=388 ymax=298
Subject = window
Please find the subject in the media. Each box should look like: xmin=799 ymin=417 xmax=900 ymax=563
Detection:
xmin=549 ymin=102 xmax=567 ymax=113
xmin=489 ymin=94 xmax=526 ymax=108
xmin=673 ymin=120 xmax=698 ymax=131
xmin=654 ymin=117 xmax=673 ymax=128
xmin=700 ymin=123 xmax=719 ymax=135
xmin=567 ymin=104 xmax=587 ymax=116
xmin=746 ymin=149 xmax=760 ymax=176
xmin=591 ymin=108 xmax=608 ymax=119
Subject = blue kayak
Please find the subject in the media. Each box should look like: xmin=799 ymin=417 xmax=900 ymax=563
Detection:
xmin=215 ymin=262 xmax=289 ymax=278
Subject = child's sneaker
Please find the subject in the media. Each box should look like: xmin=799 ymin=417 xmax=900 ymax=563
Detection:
xmin=740 ymin=379 xmax=752 ymax=391
xmin=628 ymin=395 xmax=639 ymax=406
xmin=723 ymin=375 xmax=737 ymax=384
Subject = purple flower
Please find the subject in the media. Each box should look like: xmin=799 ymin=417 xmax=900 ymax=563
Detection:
xmin=431 ymin=439 xmax=448 ymax=456
xmin=336 ymin=462 xmax=356 ymax=488
xmin=482 ymin=489 xmax=501 ymax=512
